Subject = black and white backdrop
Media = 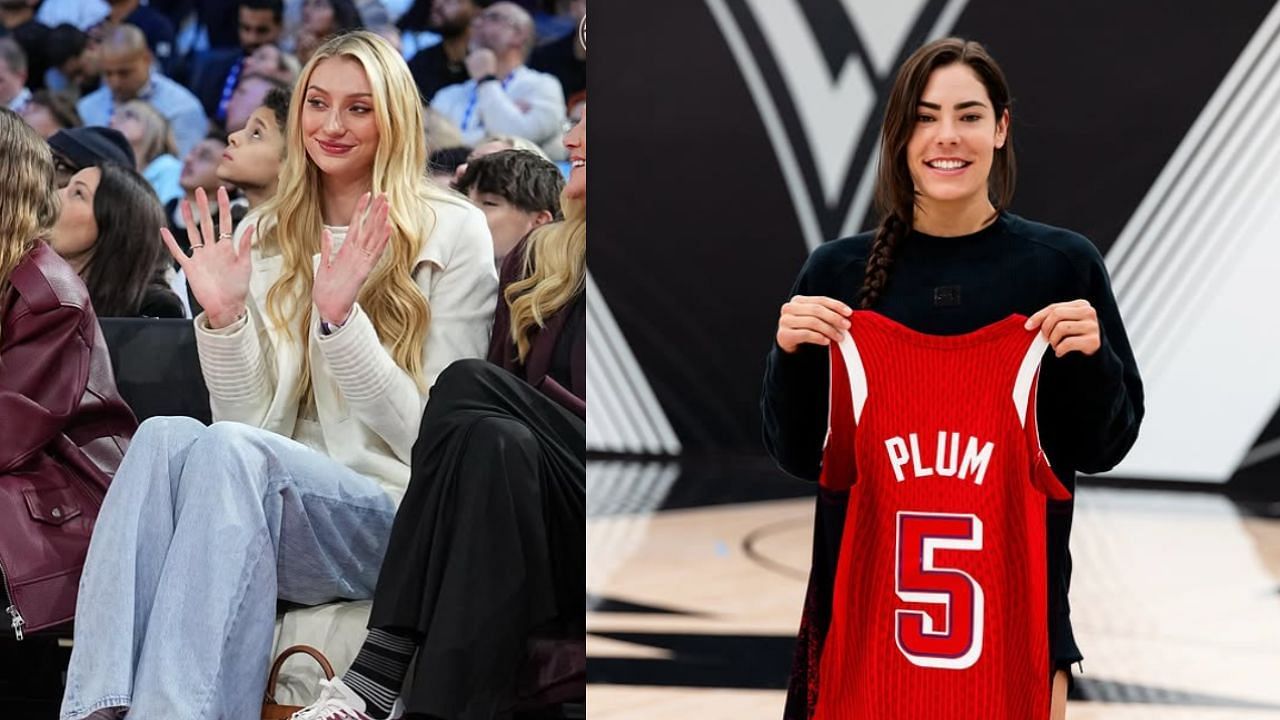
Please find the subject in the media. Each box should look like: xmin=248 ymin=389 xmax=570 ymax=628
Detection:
xmin=590 ymin=0 xmax=1280 ymax=487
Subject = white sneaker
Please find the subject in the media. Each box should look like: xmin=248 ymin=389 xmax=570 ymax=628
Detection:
xmin=288 ymin=676 xmax=404 ymax=720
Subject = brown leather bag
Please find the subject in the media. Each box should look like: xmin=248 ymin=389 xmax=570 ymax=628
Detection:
xmin=262 ymin=645 xmax=336 ymax=720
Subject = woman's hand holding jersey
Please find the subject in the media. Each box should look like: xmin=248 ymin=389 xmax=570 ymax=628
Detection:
xmin=776 ymin=295 xmax=853 ymax=353
xmin=1025 ymin=299 xmax=1101 ymax=357
xmin=314 ymin=192 xmax=392 ymax=327
xmin=161 ymin=186 xmax=255 ymax=329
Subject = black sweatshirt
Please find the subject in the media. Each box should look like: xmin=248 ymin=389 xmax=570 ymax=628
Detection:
xmin=762 ymin=211 xmax=1144 ymax=669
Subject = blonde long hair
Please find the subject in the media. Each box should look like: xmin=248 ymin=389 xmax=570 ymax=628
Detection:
xmin=505 ymin=191 xmax=585 ymax=361
xmin=257 ymin=31 xmax=451 ymax=400
xmin=118 ymin=99 xmax=178 ymax=167
xmin=0 ymin=108 xmax=60 ymax=325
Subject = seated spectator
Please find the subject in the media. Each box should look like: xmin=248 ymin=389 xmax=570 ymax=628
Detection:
xmin=190 ymin=0 xmax=285 ymax=123
xmin=1 ymin=2 xmax=51 ymax=92
xmin=44 ymin=23 xmax=102 ymax=97
xmin=47 ymin=125 xmax=135 ymax=186
xmin=424 ymin=103 xmax=462 ymax=149
xmin=454 ymin=147 xmax=562 ymax=263
xmin=529 ymin=0 xmax=583 ymax=100
xmin=216 ymin=84 xmax=289 ymax=209
xmin=20 ymin=89 xmax=83 ymax=137
xmin=100 ymin=0 xmax=177 ymax=74
xmin=394 ymin=0 xmax=444 ymax=62
xmin=430 ymin=2 xmax=566 ymax=159
xmin=243 ymin=41 xmax=302 ymax=85
xmin=0 ymin=106 xmax=137 ymax=645
xmin=406 ymin=0 xmax=474 ymax=102
xmin=224 ymin=71 xmax=288 ymax=132
xmin=451 ymin=132 xmax=547 ymax=182
xmin=427 ymin=144 xmax=469 ymax=186
xmin=295 ymin=0 xmax=362 ymax=63
xmin=286 ymin=103 xmax=586 ymax=720
xmin=168 ymin=132 xmax=232 ymax=234
xmin=49 ymin=160 xmax=184 ymax=318
xmin=35 ymin=0 xmax=109 ymax=31
xmin=0 ymin=36 xmax=32 ymax=111
xmin=77 ymin=24 xmax=209 ymax=156
xmin=111 ymin=98 xmax=183 ymax=206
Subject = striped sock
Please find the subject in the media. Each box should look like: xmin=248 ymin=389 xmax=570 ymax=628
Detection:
xmin=343 ymin=628 xmax=418 ymax=719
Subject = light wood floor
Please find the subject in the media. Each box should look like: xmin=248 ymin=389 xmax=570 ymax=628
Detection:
xmin=588 ymin=486 xmax=1280 ymax=718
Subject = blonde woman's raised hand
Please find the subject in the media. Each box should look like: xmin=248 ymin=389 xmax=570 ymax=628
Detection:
xmin=161 ymin=186 xmax=254 ymax=329
xmin=313 ymin=192 xmax=391 ymax=327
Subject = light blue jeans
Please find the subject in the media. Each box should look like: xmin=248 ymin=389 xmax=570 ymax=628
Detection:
xmin=59 ymin=417 xmax=398 ymax=720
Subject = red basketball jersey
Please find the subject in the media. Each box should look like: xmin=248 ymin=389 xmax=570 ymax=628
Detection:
xmin=811 ymin=311 xmax=1070 ymax=720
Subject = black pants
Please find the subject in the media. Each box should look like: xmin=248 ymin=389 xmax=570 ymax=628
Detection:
xmin=369 ymin=359 xmax=585 ymax=720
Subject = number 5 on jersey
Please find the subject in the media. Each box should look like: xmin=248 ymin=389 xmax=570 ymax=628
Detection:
xmin=894 ymin=511 xmax=984 ymax=670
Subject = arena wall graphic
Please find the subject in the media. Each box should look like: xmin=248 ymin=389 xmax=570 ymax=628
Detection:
xmin=591 ymin=0 xmax=1280 ymax=484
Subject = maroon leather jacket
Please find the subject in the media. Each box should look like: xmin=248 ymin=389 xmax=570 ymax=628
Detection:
xmin=0 ymin=242 xmax=137 ymax=638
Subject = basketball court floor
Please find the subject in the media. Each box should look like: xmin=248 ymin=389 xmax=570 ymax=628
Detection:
xmin=586 ymin=458 xmax=1280 ymax=719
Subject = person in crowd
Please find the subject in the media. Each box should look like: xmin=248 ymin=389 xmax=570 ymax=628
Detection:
xmin=216 ymin=85 xmax=290 ymax=210
xmin=224 ymin=71 xmax=289 ymax=132
xmin=191 ymin=0 xmax=285 ymax=123
xmin=48 ymin=161 xmax=185 ymax=318
xmin=168 ymin=132 xmax=232 ymax=234
xmin=167 ymin=132 xmax=237 ymax=316
xmin=44 ymin=23 xmax=102 ymax=97
xmin=100 ymin=0 xmax=177 ymax=74
xmin=424 ymin=103 xmax=463 ymax=149
xmin=111 ymin=98 xmax=183 ymax=206
xmin=427 ymin=143 xmax=469 ymax=186
xmin=35 ymin=0 xmax=109 ymax=31
xmin=1 ymin=1 xmax=51 ymax=92
xmin=295 ymin=0 xmax=362 ymax=64
xmin=47 ymin=125 xmax=135 ymax=187
xmin=290 ymin=102 xmax=585 ymax=720
xmin=0 ymin=107 xmax=137 ymax=649
xmin=243 ymin=41 xmax=303 ymax=85
xmin=454 ymin=148 xmax=562 ymax=263
xmin=0 ymin=36 xmax=32 ymax=111
xmin=451 ymin=132 xmax=546 ymax=184
xmin=59 ymin=31 xmax=497 ymax=720
xmin=430 ymin=2 xmax=566 ymax=159
xmin=405 ymin=0 xmax=475 ymax=101
xmin=77 ymin=24 xmax=208 ymax=156
xmin=20 ymin=89 xmax=82 ymax=137
xmin=394 ymin=0 xmax=443 ymax=62
xmin=529 ymin=0 xmax=583 ymax=100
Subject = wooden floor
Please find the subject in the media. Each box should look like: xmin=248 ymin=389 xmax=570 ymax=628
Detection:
xmin=587 ymin=475 xmax=1280 ymax=719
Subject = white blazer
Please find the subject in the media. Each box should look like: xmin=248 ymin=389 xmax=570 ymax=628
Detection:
xmin=193 ymin=194 xmax=497 ymax=504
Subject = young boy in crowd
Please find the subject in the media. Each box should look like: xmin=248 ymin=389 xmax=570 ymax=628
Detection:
xmin=453 ymin=148 xmax=564 ymax=263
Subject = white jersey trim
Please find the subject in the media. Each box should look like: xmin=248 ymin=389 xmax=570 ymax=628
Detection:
xmin=1013 ymin=333 xmax=1050 ymax=428
xmin=837 ymin=332 xmax=868 ymax=424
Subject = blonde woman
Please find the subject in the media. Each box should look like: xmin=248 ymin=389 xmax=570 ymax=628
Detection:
xmin=110 ymin=98 xmax=183 ymax=206
xmin=292 ymin=106 xmax=586 ymax=720
xmin=0 ymin=108 xmax=136 ymax=649
xmin=59 ymin=32 xmax=497 ymax=720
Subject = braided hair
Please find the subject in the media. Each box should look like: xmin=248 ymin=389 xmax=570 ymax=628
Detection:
xmin=858 ymin=38 xmax=1017 ymax=308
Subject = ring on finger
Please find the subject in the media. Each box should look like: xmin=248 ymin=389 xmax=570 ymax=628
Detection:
xmin=218 ymin=232 xmax=233 ymax=242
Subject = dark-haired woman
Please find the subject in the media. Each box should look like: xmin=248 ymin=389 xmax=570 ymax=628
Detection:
xmin=49 ymin=162 xmax=185 ymax=318
xmin=766 ymin=39 xmax=1143 ymax=719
